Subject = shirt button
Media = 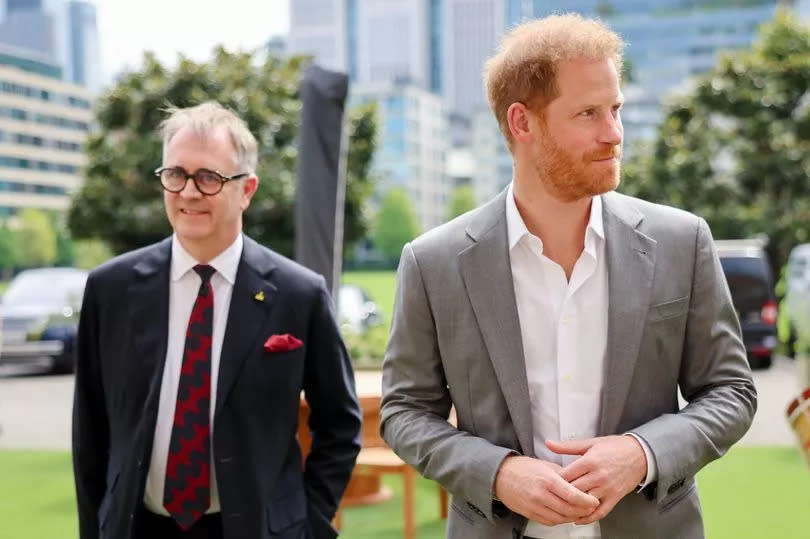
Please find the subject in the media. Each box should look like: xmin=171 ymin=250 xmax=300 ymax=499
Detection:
xmin=563 ymin=374 xmax=573 ymax=383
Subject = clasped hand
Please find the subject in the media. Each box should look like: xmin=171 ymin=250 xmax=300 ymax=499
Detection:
xmin=493 ymin=435 xmax=647 ymax=526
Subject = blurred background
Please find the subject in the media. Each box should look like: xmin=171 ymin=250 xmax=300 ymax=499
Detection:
xmin=1 ymin=1 xmax=810 ymax=538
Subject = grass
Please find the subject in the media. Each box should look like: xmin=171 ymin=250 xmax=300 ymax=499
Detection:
xmin=698 ymin=446 xmax=810 ymax=539
xmin=0 ymin=450 xmax=78 ymax=537
xmin=1 ymin=447 xmax=808 ymax=539
xmin=342 ymin=271 xmax=397 ymax=328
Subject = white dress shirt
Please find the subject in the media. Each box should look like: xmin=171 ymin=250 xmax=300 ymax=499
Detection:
xmin=506 ymin=185 xmax=654 ymax=539
xmin=143 ymin=233 xmax=243 ymax=515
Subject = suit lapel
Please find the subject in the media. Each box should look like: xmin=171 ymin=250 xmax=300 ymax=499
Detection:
xmin=599 ymin=193 xmax=657 ymax=435
xmin=128 ymin=238 xmax=172 ymax=423
xmin=215 ymin=236 xmax=277 ymax=419
xmin=458 ymin=192 xmax=535 ymax=456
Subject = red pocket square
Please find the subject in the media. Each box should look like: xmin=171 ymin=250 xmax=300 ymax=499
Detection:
xmin=264 ymin=333 xmax=303 ymax=353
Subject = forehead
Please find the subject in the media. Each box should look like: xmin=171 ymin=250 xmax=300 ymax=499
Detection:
xmin=551 ymin=57 xmax=623 ymax=106
xmin=163 ymin=125 xmax=237 ymax=168
xmin=165 ymin=125 xmax=235 ymax=155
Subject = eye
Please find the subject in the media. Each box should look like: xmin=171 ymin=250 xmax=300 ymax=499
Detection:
xmin=579 ymin=109 xmax=596 ymax=118
xmin=166 ymin=168 xmax=184 ymax=180
xmin=196 ymin=170 xmax=221 ymax=184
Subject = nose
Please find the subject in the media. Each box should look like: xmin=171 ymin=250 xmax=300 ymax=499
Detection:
xmin=177 ymin=175 xmax=203 ymax=199
xmin=599 ymin=113 xmax=623 ymax=147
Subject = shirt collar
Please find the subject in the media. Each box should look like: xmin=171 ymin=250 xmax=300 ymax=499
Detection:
xmin=170 ymin=234 xmax=243 ymax=285
xmin=505 ymin=182 xmax=605 ymax=252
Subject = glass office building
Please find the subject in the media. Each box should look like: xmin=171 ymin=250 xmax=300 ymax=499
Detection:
xmin=0 ymin=45 xmax=92 ymax=216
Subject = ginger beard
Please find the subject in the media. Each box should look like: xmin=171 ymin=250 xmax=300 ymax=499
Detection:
xmin=532 ymin=122 xmax=622 ymax=203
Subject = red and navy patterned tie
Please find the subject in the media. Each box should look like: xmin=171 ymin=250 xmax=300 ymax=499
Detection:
xmin=164 ymin=264 xmax=215 ymax=529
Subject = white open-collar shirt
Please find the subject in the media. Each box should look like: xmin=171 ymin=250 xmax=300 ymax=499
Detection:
xmin=506 ymin=184 xmax=654 ymax=538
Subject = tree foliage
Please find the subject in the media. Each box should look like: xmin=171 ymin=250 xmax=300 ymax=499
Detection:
xmin=373 ymin=188 xmax=422 ymax=263
xmin=69 ymin=49 xmax=377 ymax=258
xmin=16 ymin=208 xmax=57 ymax=267
xmin=0 ymin=221 xmax=21 ymax=276
xmin=620 ymin=10 xmax=810 ymax=273
xmin=447 ymin=185 xmax=478 ymax=221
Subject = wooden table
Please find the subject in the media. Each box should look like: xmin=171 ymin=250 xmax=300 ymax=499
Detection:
xmin=298 ymin=372 xmax=392 ymax=507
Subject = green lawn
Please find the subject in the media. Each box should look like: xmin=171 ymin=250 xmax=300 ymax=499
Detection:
xmin=342 ymin=270 xmax=397 ymax=327
xmin=1 ymin=447 xmax=808 ymax=539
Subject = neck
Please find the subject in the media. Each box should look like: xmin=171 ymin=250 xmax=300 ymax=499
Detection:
xmin=177 ymin=230 xmax=240 ymax=264
xmin=513 ymin=167 xmax=592 ymax=276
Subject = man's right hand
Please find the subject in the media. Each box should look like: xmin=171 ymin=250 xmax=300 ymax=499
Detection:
xmin=494 ymin=455 xmax=599 ymax=525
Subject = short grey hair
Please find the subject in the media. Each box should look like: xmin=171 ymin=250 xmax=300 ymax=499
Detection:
xmin=160 ymin=101 xmax=258 ymax=173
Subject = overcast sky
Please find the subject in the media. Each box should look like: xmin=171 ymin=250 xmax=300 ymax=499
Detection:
xmin=93 ymin=0 xmax=290 ymax=84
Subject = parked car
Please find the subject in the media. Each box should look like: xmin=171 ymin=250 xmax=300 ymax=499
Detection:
xmin=715 ymin=239 xmax=778 ymax=369
xmin=337 ymin=284 xmax=383 ymax=334
xmin=0 ymin=267 xmax=87 ymax=374
xmin=783 ymin=243 xmax=810 ymax=357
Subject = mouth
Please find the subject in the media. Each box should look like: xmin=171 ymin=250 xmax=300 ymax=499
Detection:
xmin=180 ymin=208 xmax=208 ymax=216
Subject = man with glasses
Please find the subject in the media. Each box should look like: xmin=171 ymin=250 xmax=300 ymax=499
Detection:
xmin=73 ymin=101 xmax=362 ymax=539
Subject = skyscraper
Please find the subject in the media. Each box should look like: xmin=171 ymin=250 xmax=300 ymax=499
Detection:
xmin=64 ymin=1 xmax=100 ymax=90
xmin=350 ymin=80 xmax=449 ymax=231
xmin=0 ymin=0 xmax=56 ymax=61
xmin=0 ymin=0 xmax=101 ymax=92
xmin=0 ymin=45 xmax=92 ymax=216
xmin=353 ymin=0 xmax=432 ymax=87
xmin=441 ymin=0 xmax=505 ymax=117
xmin=287 ymin=0 xmax=348 ymax=72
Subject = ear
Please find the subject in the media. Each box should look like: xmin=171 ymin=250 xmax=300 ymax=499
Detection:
xmin=241 ymin=174 xmax=259 ymax=210
xmin=507 ymin=102 xmax=534 ymax=145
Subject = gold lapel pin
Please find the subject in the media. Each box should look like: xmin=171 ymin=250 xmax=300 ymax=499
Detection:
xmin=254 ymin=291 xmax=265 ymax=302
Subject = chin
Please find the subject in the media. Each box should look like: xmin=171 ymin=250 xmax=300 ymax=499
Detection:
xmin=591 ymin=171 xmax=621 ymax=196
xmin=174 ymin=224 xmax=212 ymax=242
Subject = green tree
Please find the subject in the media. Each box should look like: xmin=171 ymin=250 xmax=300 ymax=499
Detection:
xmin=620 ymin=10 xmax=810 ymax=272
xmin=447 ymin=184 xmax=478 ymax=220
xmin=73 ymin=239 xmax=113 ymax=270
xmin=0 ymin=221 xmax=21 ymax=277
xmin=48 ymin=212 xmax=75 ymax=266
xmin=16 ymin=208 xmax=57 ymax=267
xmin=69 ymin=49 xmax=376 ymax=258
xmin=373 ymin=188 xmax=421 ymax=263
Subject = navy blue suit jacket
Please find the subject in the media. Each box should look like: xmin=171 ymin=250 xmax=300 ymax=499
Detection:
xmin=72 ymin=235 xmax=362 ymax=539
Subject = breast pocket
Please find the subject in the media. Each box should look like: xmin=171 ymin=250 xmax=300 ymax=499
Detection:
xmin=649 ymin=295 xmax=690 ymax=323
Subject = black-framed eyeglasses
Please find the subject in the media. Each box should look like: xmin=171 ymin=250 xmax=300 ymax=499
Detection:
xmin=155 ymin=166 xmax=249 ymax=196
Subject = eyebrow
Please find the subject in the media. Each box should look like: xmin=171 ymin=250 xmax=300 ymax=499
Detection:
xmin=576 ymin=98 xmax=625 ymax=109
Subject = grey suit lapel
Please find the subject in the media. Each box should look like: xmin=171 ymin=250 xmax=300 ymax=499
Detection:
xmin=458 ymin=191 xmax=535 ymax=456
xmin=215 ymin=236 xmax=277 ymax=419
xmin=599 ymin=192 xmax=657 ymax=435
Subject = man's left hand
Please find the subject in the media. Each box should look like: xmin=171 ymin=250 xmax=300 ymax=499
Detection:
xmin=546 ymin=435 xmax=647 ymax=524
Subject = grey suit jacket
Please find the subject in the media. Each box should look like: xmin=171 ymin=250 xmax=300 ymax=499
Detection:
xmin=380 ymin=189 xmax=756 ymax=539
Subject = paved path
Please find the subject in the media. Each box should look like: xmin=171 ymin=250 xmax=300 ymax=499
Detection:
xmin=0 ymin=359 xmax=802 ymax=450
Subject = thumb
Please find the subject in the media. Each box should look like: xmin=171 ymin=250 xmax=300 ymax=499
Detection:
xmin=546 ymin=437 xmax=597 ymax=455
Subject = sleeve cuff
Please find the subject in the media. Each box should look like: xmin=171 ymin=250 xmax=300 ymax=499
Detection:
xmin=624 ymin=433 xmax=657 ymax=490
